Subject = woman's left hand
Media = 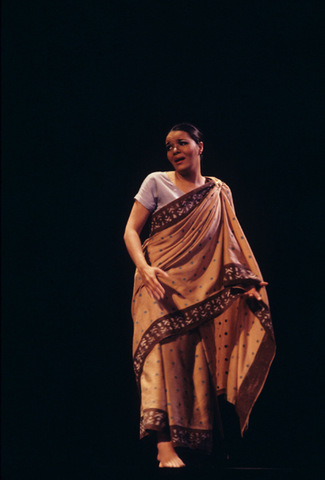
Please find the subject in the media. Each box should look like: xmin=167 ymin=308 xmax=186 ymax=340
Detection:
xmin=243 ymin=281 xmax=268 ymax=301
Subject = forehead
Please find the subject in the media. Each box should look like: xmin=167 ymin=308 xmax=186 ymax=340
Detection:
xmin=165 ymin=130 xmax=192 ymax=144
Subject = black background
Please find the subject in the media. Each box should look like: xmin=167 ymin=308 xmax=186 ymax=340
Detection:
xmin=2 ymin=0 xmax=324 ymax=477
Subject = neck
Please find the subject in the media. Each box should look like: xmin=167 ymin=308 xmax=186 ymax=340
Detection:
xmin=175 ymin=168 xmax=204 ymax=185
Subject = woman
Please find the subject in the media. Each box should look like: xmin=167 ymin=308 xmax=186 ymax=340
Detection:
xmin=124 ymin=123 xmax=275 ymax=468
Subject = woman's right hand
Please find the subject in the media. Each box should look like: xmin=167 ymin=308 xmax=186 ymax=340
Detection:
xmin=124 ymin=201 xmax=169 ymax=300
xmin=138 ymin=265 xmax=169 ymax=300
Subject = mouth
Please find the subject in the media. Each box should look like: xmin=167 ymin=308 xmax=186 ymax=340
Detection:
xmin=174 ymin=156 xmax=185 ymax=164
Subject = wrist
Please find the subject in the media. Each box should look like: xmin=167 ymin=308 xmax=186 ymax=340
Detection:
xmin=137 ymin=263 xmax=149 ymax=274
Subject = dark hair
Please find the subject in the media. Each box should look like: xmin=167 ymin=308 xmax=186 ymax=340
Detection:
xmin=169 ymin=123 xmax=203 ymax=145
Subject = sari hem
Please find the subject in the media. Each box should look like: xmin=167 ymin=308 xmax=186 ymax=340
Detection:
xmin=140 ymin=407 xmax=213 ymax=452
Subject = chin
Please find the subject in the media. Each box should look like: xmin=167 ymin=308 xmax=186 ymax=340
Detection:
xmin=176 ymin=165 xmax=190 ymax=173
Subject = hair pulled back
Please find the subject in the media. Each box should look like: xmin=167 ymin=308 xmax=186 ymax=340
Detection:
xmin=169 ymin=123 xmax=203 ymax=145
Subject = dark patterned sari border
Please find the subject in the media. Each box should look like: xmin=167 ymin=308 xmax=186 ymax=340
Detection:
xmin=171 ymin=425 xmax=213 ymax=452
xmin=134 ymin=259 xmax=273 ymax=386
xmin=133 ymin=286 xmax=240 ymax=386
xmin=140 ymin=408 xmax=213 ymax=451
xmin=149 ymin=179 xmax=216 ymax=236
xmin=140 ymin=408 xmax=169 ymax=436
xmin=222 ymin=263 xmax=274 ymax=339
xmin=223 ymin=263 xmax=260 ymax=286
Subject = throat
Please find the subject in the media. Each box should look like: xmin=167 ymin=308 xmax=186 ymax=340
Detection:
xmin=169 ymin=171 xmax=206 ymax=193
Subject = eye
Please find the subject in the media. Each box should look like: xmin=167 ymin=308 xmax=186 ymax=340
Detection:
xmin=166 ymin=145 xmax=172 ymax=151
xmin=179 ymin=141 xmax=188 ymax=146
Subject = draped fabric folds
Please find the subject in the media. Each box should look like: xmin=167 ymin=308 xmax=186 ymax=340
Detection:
xmin=131 ymin=178 xmax=275 ymax=451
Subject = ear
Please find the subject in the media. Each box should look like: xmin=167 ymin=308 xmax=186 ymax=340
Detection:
xmin=198 ymin=142 xmax=204 ymax=155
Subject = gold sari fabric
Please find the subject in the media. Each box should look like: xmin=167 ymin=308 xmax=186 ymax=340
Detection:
xmin=132 ymin=178 xmax=275 ymax=451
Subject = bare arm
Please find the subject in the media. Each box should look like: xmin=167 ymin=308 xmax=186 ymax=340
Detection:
xmin=124 ymin=200 xmax=169 ymax=300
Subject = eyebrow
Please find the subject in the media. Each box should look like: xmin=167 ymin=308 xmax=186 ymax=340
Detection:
xmin=165 ymin=138 xmax=187 ymax=145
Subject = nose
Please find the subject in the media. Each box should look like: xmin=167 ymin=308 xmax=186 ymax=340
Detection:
xmin=173 ymin=145 xmax=179 ymax=154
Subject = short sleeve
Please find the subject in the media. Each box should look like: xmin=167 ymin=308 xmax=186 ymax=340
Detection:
xmin=134 ymin=173 xmax=158 ymax=213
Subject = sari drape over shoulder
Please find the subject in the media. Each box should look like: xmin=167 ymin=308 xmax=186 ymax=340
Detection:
xmin=132 ymin=178 xmax=275 ymax=451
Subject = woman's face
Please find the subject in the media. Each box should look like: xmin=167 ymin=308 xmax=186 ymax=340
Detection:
xmin=165 ymin=130 xmax=203 ymax=174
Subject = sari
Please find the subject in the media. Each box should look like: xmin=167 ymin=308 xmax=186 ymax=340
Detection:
xmin=131 ymin=177 xmax=275 ymax=451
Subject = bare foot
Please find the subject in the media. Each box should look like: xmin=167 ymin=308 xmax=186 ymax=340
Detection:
xmin=157 ymin=440 xmax=185 ymax=468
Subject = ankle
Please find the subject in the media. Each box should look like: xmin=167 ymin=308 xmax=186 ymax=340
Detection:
xmin=157 ymin=431 xmax=171 ymax=444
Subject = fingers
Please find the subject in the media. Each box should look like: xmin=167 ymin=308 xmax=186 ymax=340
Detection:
xmin=146 ymin=288 xmax=155 ymax=300
xmin=152 ymin=283 xmax=166 ymax=300
xmin=254 ymin=281 xmax=268 ymax=301
xmin=253 ymin=288 xmax=262 ymax=301
xmin=144 ymin=267 xmax=170 ymax=300
xmin=244 ymin=287 xmax=262 ymax=301
xmin=142 ymin=267 xmax=167 ymax=301
xmin=155 ymin=268 xmax=170 ymax=278
xmin=243 ymin=280 xmax=268 ymax=302
xmin=145 ymin=282 xmax=165 ymax=301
